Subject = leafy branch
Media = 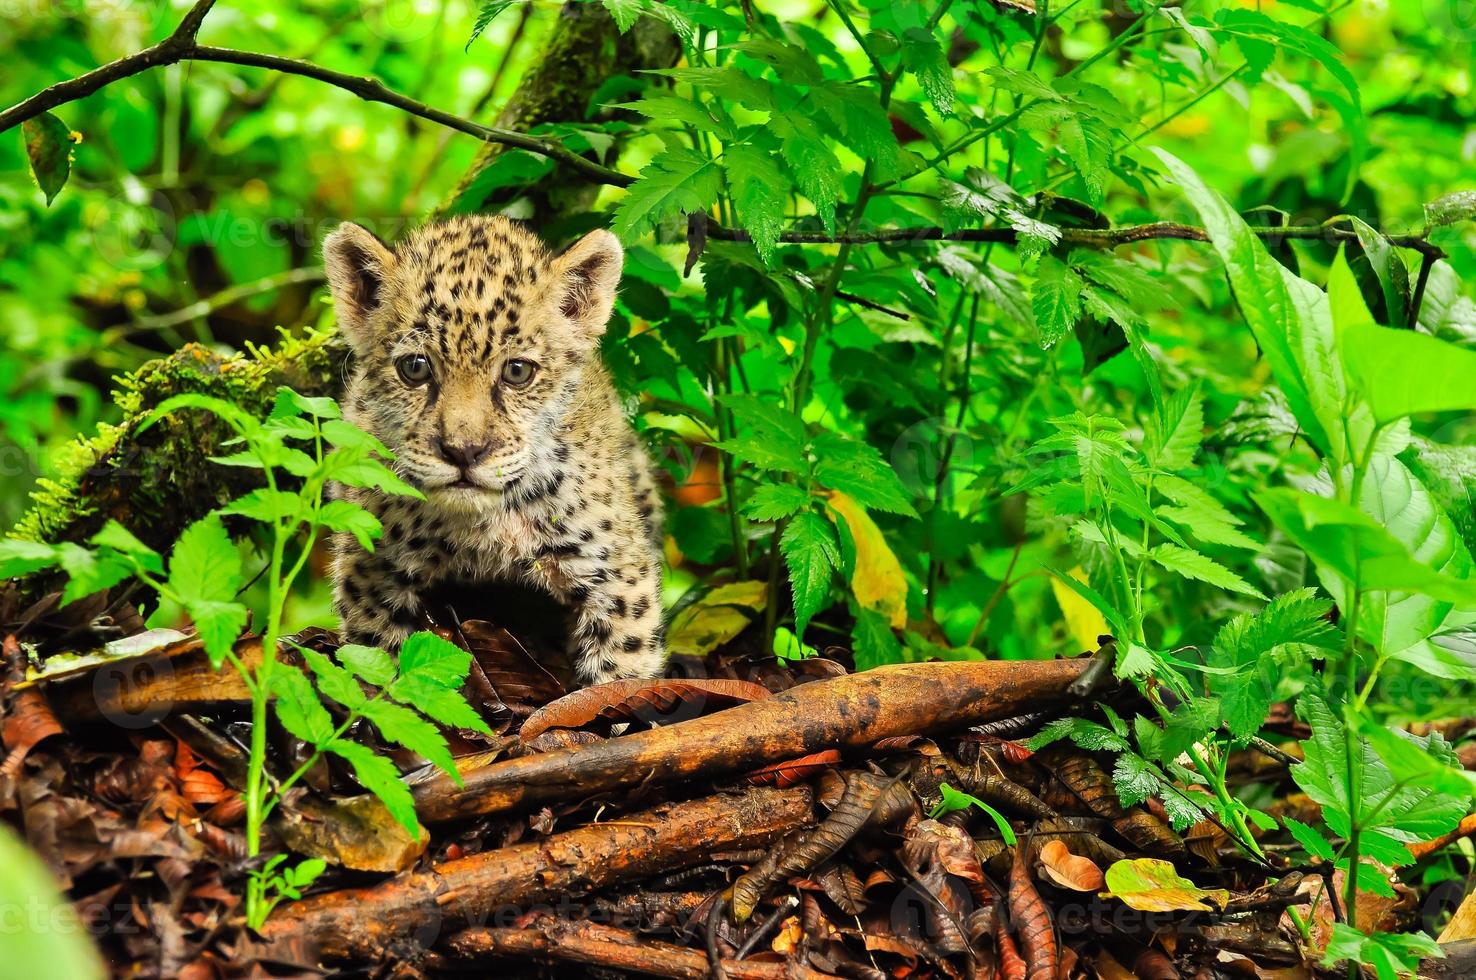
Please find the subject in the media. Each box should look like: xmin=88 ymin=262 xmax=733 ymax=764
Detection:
xmin=0 ymin=0 xmax=630 ymax=188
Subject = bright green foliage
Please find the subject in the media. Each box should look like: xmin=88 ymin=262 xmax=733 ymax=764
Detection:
xmin=7 ymin=1 xmax=1476 ymax=970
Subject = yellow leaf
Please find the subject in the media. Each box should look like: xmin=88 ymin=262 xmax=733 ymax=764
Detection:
xmin=825 ymin=490 xmax=907 ymax=629
xmin=666 ymin=580 xmax=767 ymax=657
xmin=1102 ymin=858 xmax=1229 ymax=912
xmin=1050 ymin=566 xmax=1109 ymax=652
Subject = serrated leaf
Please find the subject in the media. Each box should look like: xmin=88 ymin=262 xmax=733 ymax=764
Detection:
xmin=1031 ymin=256 xmax=1084 ymax=348
xmin=219 ymin=488 xmax=303 ymax=525
xmin=89 ymin=521 xmax=163 ymax=573
xmin=773 ymin=113 xmax=839 ymax=234
xmin=318 ymin=500 xmax=383 ymax=551
xmin=602 ymin=0 xmax=643 ymax=32
xmin=1149 ymin=543 xmax=1266 ymax=599
xmin=1283 ymin=816 xmax=1335 ymax=861
xmin=1424 ymin=190 xmax=1476 ymax=230
xmin=169 ymin=514 xmax=241 ymax=604
xmin=359 ymin=698 xmax=459 ymax=780
xmin=900 ymin=27 xmax=953 ymax=114
xmin=1147 ymin=386 xmax=1204 ymax=470
xmin=325 ymin=738 xmax=419 ymax=836
xmin=337 ymin=644 xmax=397 ymax=686
xmin=397 ymin=630 xmax=473 ymax=689
xmin=272 ymin=669 xmax=334 ymax=745
xmin=612 ymin=145 xmax=722 ymax=241
xmin=811 ymin=432 xmax=918 ymax=517
xmin=299 ymin=647 xmax=368 ymax=711
xmin=743 ymin=483 xmax=811 ymax=521
xmin=724 ymin=141 xmax=788 ymax=264
xmin=851 ymin=604 xmax=903 ymax=671
xmin=782 ymin=510 xmax=839 ymax=638
xmin=389 ymin=673 xmax=492 ymax=735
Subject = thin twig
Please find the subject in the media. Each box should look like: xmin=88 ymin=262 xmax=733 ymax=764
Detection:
xmin=1407 ymin=249 xmax=1439 ymax=329
xmin=0 ymin=0 xmax=629 ymax=189
xmin=705 ymin=220 xmax=1443 ymax=257
xmin=122 ymin=266 xmax=325 ymax=335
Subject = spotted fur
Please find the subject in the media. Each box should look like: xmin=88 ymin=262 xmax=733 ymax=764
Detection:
xmin=322 ymin=215 xmax=664 ymax=685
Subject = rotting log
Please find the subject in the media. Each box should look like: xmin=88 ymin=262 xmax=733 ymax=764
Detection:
xmin=414 ymin=657 xmax=1093 ymax=824
xmin=445 ymin=920 xmax=840 ymax=979
xmin=256 ymin=784 xmax=814 ymax=963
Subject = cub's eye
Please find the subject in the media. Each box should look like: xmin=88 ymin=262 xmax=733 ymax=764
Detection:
xmin=395 ymin=354 xmax=433 ymax=387
xmin=501 ymin=358 xmax=537 ymax=387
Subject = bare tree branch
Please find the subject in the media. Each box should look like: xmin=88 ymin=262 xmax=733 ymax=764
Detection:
xmin=0 ymin=0 xmax=632 ymax=189
xmin=703 ymin=219 xmax=1446 ymax=258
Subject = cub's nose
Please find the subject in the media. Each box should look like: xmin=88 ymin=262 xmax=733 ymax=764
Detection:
xmin=438 ymin=438 xmax=492 ymax=470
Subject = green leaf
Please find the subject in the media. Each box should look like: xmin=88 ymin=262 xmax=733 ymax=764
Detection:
xmin=219 ymin=488 xmax=303 ymax=525
xmin=1208 ymin=588 xmax=1339 ymax=737
xmin=0 ymin=823 xmax=106 ymax=979
xmin=809 ymin=82 xmax=905 ymax=180
xmin=169 ymin=515 xmax=242 ymax=604
xmin=612 ymin=145 xmax=723 ymax=241
xmin=324 ymin=738 xmax=419 ymax=836
xmin=55 ymin=543 xmax=134 ymax=607
xmin=772 ymin=113 xmax=840 ymax=234
xmin=811 ymin=432 xmax=918 ymax=517
xmin=272 ymin=669 xmax=335 ymax=745
xmin=930 ymin=783 xmax=1016 ymax=845
xmin=1031 ymin=255 xmax=1084 ymax=348
xmin=1044 ymin=566 xmax=1128 ymax=639
xmin=186 ymin=600 xmax=250 ymax=669
xmin=715 ymin=394 xmax=808 ymax=474
xmin=389 ymin=673 xmax=492 ymax=735
xmin=141 ymin=393 xmax=263 ymax=440
xmin=1256 ymin=487 xmax=1476 ymax=607
xmin=467 ymin=0 xmax=518 ymax=47
xmin=900 ymin=27 xmax=953 ymax=114
xmin=299 ymin=647 xmax=368 ymax=711
xmin=317 ymin=500 xmax=383 ymax=551
xmin=985 ymin=66 xmax=1062 ymax=103
xmin=396 ymin=630 xmax=473 ymax=689
xmin=1424 ymin=189 xmax=1476 ymax=230
xmin=1147 ymin=386 xmax=1204 ymax=471
xmin=1342 ymin=318 xmax=1476 ymax=424
xmin=89 ymin=521 xmax=163 ymax=572
xmin=359 ymin=698 xmax=459 ymax=781
xmin=1283 ymin=816 xmax=1335 ymax=861
xmin=321 ymin=418 xmax=390 ymax=455
xmin=1153 ymin=149 xmax=1346 ymax=460
xmin=723 ymin=141 xmax=788 ymax=264
xmin=1349 ymin=218 xmax=1410 ymax=327
xmin=743 ymin=483 xmax=812 ymax=522
xmin=782 ymin=510 xmax=839 ymax=638
xmin=22 ymin=112 xmax=77 ymax=205
xmin=1026 ymin=716 xmax=1130 ymax=752
xmin=851 ymin=604 xmax=903 ymax=671
xmin=277 ymin=386 xmax=341 ymax=420
xmin=337 ymin=644 xmax=397 ymax=687
xmin=0 ymin=539 xmax=61 ymax=579
xmin=602 ymin=0 xmax=643 ymax=32
xmin=1149 ymin=543 xmax=1266 ymax=599
xmin=324 ymin=451 xmax=425 ymax=499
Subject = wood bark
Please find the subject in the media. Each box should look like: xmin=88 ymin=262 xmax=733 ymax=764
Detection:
xmin=446 ymin=920 xmax=840 ymax=979
xmin=255 ymin=784 xmax=814 ymax=963
xmin=414 ymin=657 xmax=1092 ymax=823
xmin=439 ymin=3 xmax=680 ymax=225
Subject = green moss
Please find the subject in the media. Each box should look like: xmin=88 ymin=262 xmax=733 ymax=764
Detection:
xmin=13 ymin=327 xmax=348 ymax=548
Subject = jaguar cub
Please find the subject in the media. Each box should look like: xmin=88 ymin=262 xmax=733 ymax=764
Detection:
xmin=323 ymin=215 xmax=665 ymax=685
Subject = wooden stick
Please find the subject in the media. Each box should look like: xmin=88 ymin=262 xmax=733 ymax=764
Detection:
xmin=414 ymin=657 xmax=1092 ymax=824
xmin=446 ymin=919 xmax=839 ymax=979
xmin=255 ymin=784 xmax=814 ymax=963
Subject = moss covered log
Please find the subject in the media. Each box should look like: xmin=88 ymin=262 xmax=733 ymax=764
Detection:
xmin=13 ymin=329 xmax=347 ymax=553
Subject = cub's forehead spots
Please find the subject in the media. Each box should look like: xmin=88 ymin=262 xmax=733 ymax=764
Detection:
xmin=387 ymin=215 xmax=557 ymax=364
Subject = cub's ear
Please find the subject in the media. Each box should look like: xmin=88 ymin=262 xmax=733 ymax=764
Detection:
xmin=323 ymin=222 xmax=396 ymax=350
xmin=550 ymin=228 xmax=623 ymax=339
